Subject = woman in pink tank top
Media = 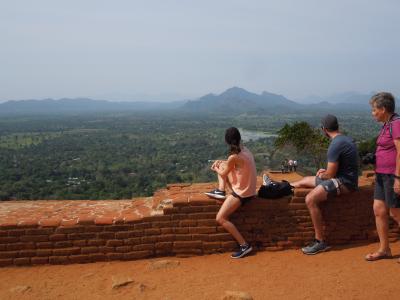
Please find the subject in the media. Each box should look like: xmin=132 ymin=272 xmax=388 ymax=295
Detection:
xmin=205 ymin=127 xmax=257 ymax=259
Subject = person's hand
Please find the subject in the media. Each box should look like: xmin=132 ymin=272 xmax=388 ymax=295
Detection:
xmin=316 ymin=169 xmax=326 ymax=177
xmin=211 ymin=160 xmax=222 ymax=171
xmin=394 ymin=178 xmax=400 ymax=195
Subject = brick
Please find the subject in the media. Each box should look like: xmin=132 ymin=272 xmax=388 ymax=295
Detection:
xmin=180 ymin=220 xmax=197 ymax=227
xmin=188 ymin=213 xmax=216 ymax=220
xmin=18 ymin=219 xmax=38 ymax=228
xmin=89 ymin=253 xmax=107 ymax=262
xmin=197 ymin=219 xmax=218 ymax=226
xmin=163 ymin=207 xmax=180 ymax=214
xmin=8 ymin=229 xmax=26 ymax=237
xmin=60 ymin=219 xmax=79 ymax=226
xmin=161 ymin=228 xmax=173 ymax=234
xmin=26 ymin=228 xmax=54 ymax=235
xmin=173 ymin=248 xmax=202 ymax=256
xmin=94 ymin=217 xmax=114 ymax=225
xmin=106 ymin=240 xmax=124 ymax=247
xmin=85 ymin=226 xmax=104 ymax=233
xmin=39 ymin=218 xmax=61 ymax=227
xmin=202 ymin=205 xmax=220 ymax=212
xmin=128 ymin=230 xmax=143 ymax=237
xmin=81 ymin=247 xmax=99 ymax=254
xmin=208 ymin=233 xmax=234 ymax=241
xmin=36 ymin=249 xmax=53 ymax=257
xmin=0 ymin=230 xmax=7 ymax=236
xmin=180 ymin=206 xmax=204 ymax=213
xmin=144 ymin=228 xmax=161 ymax=235
xmin=72 ymin=240 xmax=87 ymax=247
xmin=155 ymin=242 xmax=173 ymax=249
xmin=106 ymin=253 xmax=124 ymax=260
xmin=36 ymin=242 xmax=53 ymax=249
xmin=189 ymin=227 xmax=216 ymax=234
xmin=54 ymin=241 xmax=73 ymax=248
xmin=143 ymin=215 xmax=172 ymax=222
xmin=18 ymin=250 xmax=37 ymax=257
xmin=174 ymin=234 xmax=192 ymax=241
xmin=14 ymin=257 xmax=31 ymax=266
xmin=171 ymin=214 xmax=190 ymax=220
xmin=203 ymin=242 xmax=221 ymax=250
xmin=31 ymin=257 xmax=49 ymax=265
xmin=7 ymin=243 xmax=35 ymax=251
xmin=49 ymin=256 xmax=69 ymax=264
xmin=69 ymin=255 xmax=91 ymax=264
xmin=157 ymin=234 xmax=175 ymax=242
xmin=49 ymin=234 xmax=67 ymax=241
xmin=132 ymin=244 xmax=154 ymax=251
xmin=106 ymin=225 xmax=131 ymax=232
xmin=98 ymin=232 xmax=115 ymax=239
xmin=53 ymin=248 xmax=81 ymax=256
xmin=87 ymin=239 xmax=106 ymax=246
xmin=115 ymin=246 xmax=132 ymax=253
xmin=289 ymin=203 xmax=308 ymax=210
xmin=123 ymin=250 xmax=153 ymax=260
xmin=152 ymin=221 xmax=179 ymax=228
xmin=0 ymin=236 xmax=19 ymax=243
xmin=134 ymin=223 xmax=152 ymax=229
xmin=221 ymin=241 xmax=237 ymax=249
xmin=99 ymin=246 xmax=115 ymax=253
xmin=55 ymin=226 xmax=85 ymax=234
xmin=115 ymin=232 xmax=130 ymax=239
xmin=173 ymin=241 xmax=202 ymax=249
xmin=124 ymin=237 xmax=141 ymax=245
xmin=141 ymin=236 xmax=158 ymax=243
xmin=0 ymin=251 xmax=18 ymax=258
xmin=77 ymin=217 xmax=95 ymax=225
xmin=67 ymin=233 xmax=96 ymax=240
xmin=291 ymin=196 xmax=306 ymax=203
xmin=0 ymin=259 xmax=13 ymax=267
xmin=173 ymin=228 xmax=189 ymax=234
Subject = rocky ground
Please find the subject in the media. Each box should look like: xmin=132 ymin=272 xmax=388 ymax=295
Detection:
xmin=1 ymin=242 xmax=399 ymax=300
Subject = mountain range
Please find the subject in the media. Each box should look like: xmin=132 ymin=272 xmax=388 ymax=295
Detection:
xmin=0 ymin=88 xmax=377 ymax=116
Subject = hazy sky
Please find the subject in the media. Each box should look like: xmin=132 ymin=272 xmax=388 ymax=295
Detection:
xmin=1 ymin=0 xmax=399 ymax=102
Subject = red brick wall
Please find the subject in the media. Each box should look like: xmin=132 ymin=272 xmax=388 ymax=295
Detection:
xmin=0 ymin=185 xmax=398 ymax=267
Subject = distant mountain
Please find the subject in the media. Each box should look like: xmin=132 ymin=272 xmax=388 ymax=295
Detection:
xmin=0 ymin=98 xmax=186 ymax=115
xmin=182 ymin=87 xmax=303 ymax=114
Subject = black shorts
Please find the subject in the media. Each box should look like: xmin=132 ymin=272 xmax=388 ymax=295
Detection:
xmin=231 ymin=191 xmax=254 ymax=206
xmin=374 ymin=173 xmax=400 ymax=208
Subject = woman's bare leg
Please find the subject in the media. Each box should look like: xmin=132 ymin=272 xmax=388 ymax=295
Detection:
xmin=216 ymin=195 xmax=245 ymax=245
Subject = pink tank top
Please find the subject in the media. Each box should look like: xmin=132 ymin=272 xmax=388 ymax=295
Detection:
xmin=230 ymin=146 xmax=257 ymax=198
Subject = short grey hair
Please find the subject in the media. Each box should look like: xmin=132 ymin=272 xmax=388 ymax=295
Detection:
xmin=369 ymin=92 xmax=396 ymax=113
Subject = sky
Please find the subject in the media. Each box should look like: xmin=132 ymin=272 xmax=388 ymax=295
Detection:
xmin=0 ymin=0 xmax=399 ymax=102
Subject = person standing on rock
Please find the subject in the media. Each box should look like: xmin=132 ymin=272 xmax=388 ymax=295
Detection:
xmin=365 ymin=92 xmax=400 ymax=262
xmin=289 ymin=114 xmax=359 ymax=255
xmin=205 ymin=127 xmax=257 ymax=258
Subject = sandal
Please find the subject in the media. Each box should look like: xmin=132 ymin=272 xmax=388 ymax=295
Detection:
xmin=365 ymin=250 xmax=392 ymax=261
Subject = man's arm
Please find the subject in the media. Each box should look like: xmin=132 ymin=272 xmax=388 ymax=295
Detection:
xmin=212 ymin=155 xmax=237 ymax=177
xmin=318 ymin=161 xmax=339 ymax=180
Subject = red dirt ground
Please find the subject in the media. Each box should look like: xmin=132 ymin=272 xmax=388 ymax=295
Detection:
xmin=1 ymin=242 xmax=399 ymax=300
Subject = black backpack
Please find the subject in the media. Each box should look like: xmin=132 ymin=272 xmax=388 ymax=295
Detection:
xmin=258 ymin=180 xmax=293 ymax=199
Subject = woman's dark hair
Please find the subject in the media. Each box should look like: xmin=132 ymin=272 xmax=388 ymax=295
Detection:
xmin=225 ymin=127 xmax=241 ymax=155
xmin=369 ymin=92 xmax=396 ymax=113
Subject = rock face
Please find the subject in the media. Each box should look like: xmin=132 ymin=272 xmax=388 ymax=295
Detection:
xmin=149 ymin=260 xmax=180 ymax=270
xmin=222 ymin=290 xmax=253 ymax=300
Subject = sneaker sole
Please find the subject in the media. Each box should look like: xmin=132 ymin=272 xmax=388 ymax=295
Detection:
xmin=302 ymin=246 xmax=332 ymax=255
xmin=231 ymin=246 xmax=253 ymax=259
xmin=204 ymin=192 xmax=226 ymax=200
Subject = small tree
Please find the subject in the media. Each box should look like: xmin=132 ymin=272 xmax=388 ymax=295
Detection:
xmin=274 ymin=122 xmax=329 ymax=169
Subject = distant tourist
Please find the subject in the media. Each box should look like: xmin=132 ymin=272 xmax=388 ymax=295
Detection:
xmin=281 ymin=160 xmax=286 ymax=173
xmin=293 ymin=160 xmax=298 ymax=172
xmin=365 ymin=92 xmax=400 ymax=262
xmin=290 ymin=114 xmax=358 ymax=255
xmin=205 ymin=127 xmax=257 ymax=259
xmin=288 ymin=159 xmax=294 ymax=172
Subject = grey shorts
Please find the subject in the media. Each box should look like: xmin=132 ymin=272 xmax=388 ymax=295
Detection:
xmin=315 ymin=177 xmax=343 ymax=197
xmin=374 ymin=173 xmax=400 ymax=208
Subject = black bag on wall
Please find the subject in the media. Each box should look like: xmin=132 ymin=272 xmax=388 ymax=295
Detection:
xmin=258 ymin=180 xmax=293 ymax=199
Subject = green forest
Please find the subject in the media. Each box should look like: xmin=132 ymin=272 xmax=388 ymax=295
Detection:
xmin=0 ymin=111 xmax=379 ymax=200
